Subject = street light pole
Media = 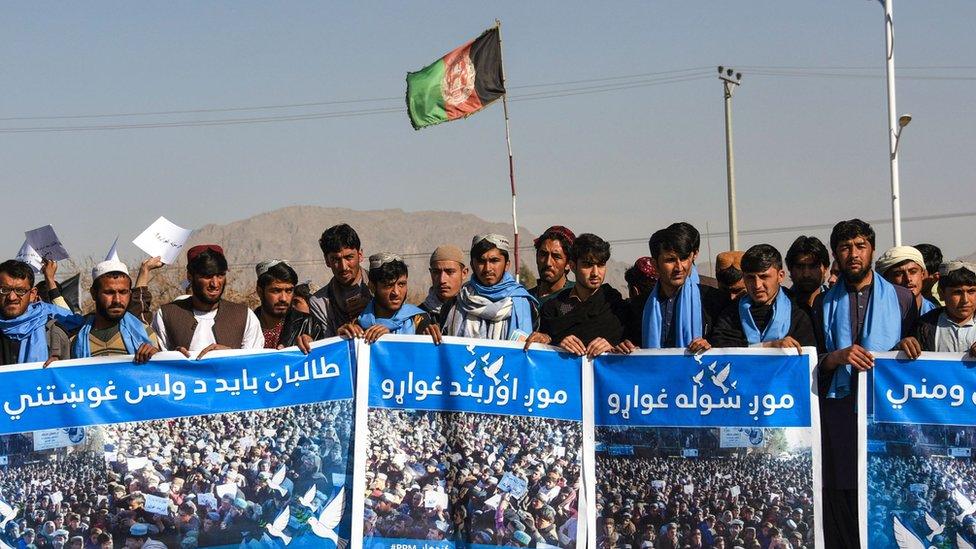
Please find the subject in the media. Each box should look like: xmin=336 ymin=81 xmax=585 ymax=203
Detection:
xmin=719 ymin=66 xmax=742 ymax=250
xmin=882 ymin=0 xmax=903 ymax=246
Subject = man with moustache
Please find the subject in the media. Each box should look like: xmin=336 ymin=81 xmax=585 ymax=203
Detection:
xmin=529 ymin=226 xmax=576 ymax=305
xmin=420 ymin=245 xmax=468 ymax=318
xmin=153 ymin=245 xmax=264 ymax=357
xmin=814 ymin=219 xmax=916 ymax=548
xmin=309 ymin=224 xmax=371 ymax=337
xmin=69 ymin=257 xmax=159 ymax=362
xmin=253 ymin=260 xmax=324 ymax=350
xmin=784 ymin=235 xmax=830 ymax=318
xmin=875 ymin=245 xmax=939 ymax=315
xmin=0 ymin=259 xmax=72 ymax=366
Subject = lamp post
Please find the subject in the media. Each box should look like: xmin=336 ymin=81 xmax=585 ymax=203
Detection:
xmin=718 ymin=66 xmax=742 ymax=250
xmin=881 ymin=0 xmax=908 ymax=246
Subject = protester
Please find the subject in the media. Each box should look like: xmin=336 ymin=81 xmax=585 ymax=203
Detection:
xmin=309 ymin=224 xmax=371 ymax=337
xmin=0 ymin=260 xmax=74 ymax=367
xmin=525 ymin=233 xmax=627 ymax=358
xmin=915 ymin=243 xmax=944 ymax=306
xmin=529 ymin=226 xmax=577 ymax=304
xmin=784 ymin=235 xmax=830 ymax=318
xmin=709 ymin=244 xmax=816 ymax=350
xmin=815 ymin=219 xmax=917 ymax=548
xmin=440 ymin=234 xmax=538 ymax=341
xmin=291 ymin=282 xmax=313 ymax=315
xmin=152 ymin=245 xmax=264 ymax=357
xmin=714 ymin=251 xmax=746 ymax=301
xmin=421 ymin=245 xmax=468 ymax=318
xmin=338 ymin=253 xmax=441 ymax=344
xmin=898 ymin=261 xmax=976 ymax=356
xmin=875 ymin=245 xmax=938 ymax=315
xmin=69 ymin=258 xmax=159 ymax=362
xmin=253 ymin=260 xmax=324 ymax=351
xmin=616 ymin=223 xmax=728 ymax=354
xmin=621 ymin=257 xmax=658 ymax=345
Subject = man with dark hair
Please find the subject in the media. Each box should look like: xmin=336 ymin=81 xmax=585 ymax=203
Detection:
xmin=310 ymin=224 xmax=371 ymax=337
xmin=784 ymin=235 xmax=830 ymax=314
xmin=709 ymin=244 xmax=815 ymax=350
xmin=915 ymin=243 xmax=944 ymax=306
xmin=875 ymin=245 xmax=938 ymax=315
xmin=421 ymin=245 xmax=468 ymax=317
xmin=338 ymin=253 xmax=440 ymax=343
xmin=69 ymin=257 xmax=160 ymax=362
xmin=616 ymin=222 xmax=727 ymax=353
xmin=524 ymin=233 xmax=628 ymax=357
xmin=292 ymin=283 xmax=313 ymax=314
xmin=153 ymin=245 xmax=264 ymax=357
xmin=253 ymin=260 xmax=324 ymax=350
xmin=815 ymin=218 xmax=917 ymax=548
xmin=0 ymin=259 xmax=72 ymax=366
xmin=529 ymin=226 xmax=576 ymax=304
xmin=714 ymin=251 xmax=746 ymax=301
xmin=898 ymin=261 xmax=976 ymax=355
xmin=441 ymin=234 xmax=538 ymax=340
xmin=622 ymin=256 xmax=659 ymax=344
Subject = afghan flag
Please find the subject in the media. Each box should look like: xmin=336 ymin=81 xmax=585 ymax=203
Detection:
xmin=406 ymin=27 xmax=506 ymax=130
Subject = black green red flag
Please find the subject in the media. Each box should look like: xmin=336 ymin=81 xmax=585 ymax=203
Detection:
xmin=405 ymin=27 xmax=505 ymax=130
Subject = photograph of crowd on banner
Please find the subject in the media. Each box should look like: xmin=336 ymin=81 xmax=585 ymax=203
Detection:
xmin=360 ymin=336 xmax=584 ymax=549
xmin=864 ymin=353 xmax=976 ymax=549
xmin=593 ymin=349 xmax=822 ymax=549
xmin=0 ymin=339 xmax=355 ymax=549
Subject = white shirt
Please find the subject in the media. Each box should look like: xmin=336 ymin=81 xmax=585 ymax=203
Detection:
xmin=152 ymin=305 xmax=264 ymax=352
xmin=935 ymin=312 xmax=976 ymax=353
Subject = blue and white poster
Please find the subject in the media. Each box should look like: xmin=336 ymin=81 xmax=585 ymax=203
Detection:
xmin=590 ymin=348 xmax=822 ymax=549
xmin=862 ymin=352 xmax=976 ymax=549
xmin=352 ymin=335 xmax=584 ymax=549
xmin=0 ymin=338 xmax=355 ymax=549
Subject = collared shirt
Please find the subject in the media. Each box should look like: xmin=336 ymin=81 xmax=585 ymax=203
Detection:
xmin=935 ymin=312 xmax=976 ymax=353
xmin=656 ymin=289 xmax=679 ymax=348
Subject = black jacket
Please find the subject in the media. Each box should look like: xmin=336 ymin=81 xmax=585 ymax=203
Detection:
xmin=708 ymin=294 xmax=816 ymax=348
xmin=539 ymin=285 xmax=629 ymax=346
xmin=255 ymin=307 xmax=326 ymax=348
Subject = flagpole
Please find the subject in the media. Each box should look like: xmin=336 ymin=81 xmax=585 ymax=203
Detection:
xmin=495 ymin=19 xmax=520 ymax=280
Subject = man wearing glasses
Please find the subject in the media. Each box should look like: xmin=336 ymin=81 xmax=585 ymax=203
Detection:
xmin=0 ymin=259 xmax=70 ymax=366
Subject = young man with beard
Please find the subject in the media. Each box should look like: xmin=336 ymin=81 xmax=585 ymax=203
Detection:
xmin=420 ymin=245 xmax=468 ymax=318
xmin=153 ymin=245 xmax=264 ymax=357
xmin=875 ymin=245 xmax=939 ymax=315
xmin=69 ymin=258 xmax=160 ymax=362
xmin=529 ymin=226 xmax=576 ymax=304
xmin=440 ymin=234 xmax=538 ymax=341
xmin=0 ymin=259 xmax=74 ymax=366
xmin=253 ymin=260 xmax=324 ymax=351
xmin=309 ymin=224 xmax=371 ymax=337
xmin=338 ymin=253 xmax=441 ymax=344
xmin=616 ymin=222 xmax=728 ymax=353
xmin=814 ymin=219 xmax=916 ymax=548
xmin=708 ymin=244 xmax=815 ymax=350
xmin=524 ymin=233 xmax=628 ymax=358
xmin=784 ymin=235 xmax=830 ymax=318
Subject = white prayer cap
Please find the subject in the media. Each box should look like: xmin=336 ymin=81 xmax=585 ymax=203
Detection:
xmin=368 ymin=252 xmax=403 ymax=270
xmin=875 ymin=246 xmax=926 ymax=275
xmin=940 ymin=260 xmax=976 ymax=277
xmin=91 ymin=259 xmax=129 ymax=281
xmin=255 ymin=259 xmax=286 ymax=278
xmin=472 ymin=233 xmax=510 ymax=253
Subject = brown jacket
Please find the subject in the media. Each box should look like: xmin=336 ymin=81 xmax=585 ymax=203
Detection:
xmin=159 ymin=299 xmax=248 ymax=350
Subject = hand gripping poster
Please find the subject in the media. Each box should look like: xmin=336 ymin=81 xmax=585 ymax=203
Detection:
xmin=0 ymin=339 xmax=355 ymax=549
xmin=861 ymin=352 xmax=976 ymax=549
xmin=352 ymin=335 xmax=585 ymax=549
xmin=589 ymin=348 xmax=823 ymax=549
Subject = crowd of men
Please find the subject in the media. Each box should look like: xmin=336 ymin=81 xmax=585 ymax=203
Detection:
xmin=1 ymin=218 xmax=975 ymax=548
xmin=364 ymin=409 xmax=581 ymax=547
xmin=0 ymin=402 xmax=351 ymax=548
xmin=596 ymin=453 xmax=815 ymax=549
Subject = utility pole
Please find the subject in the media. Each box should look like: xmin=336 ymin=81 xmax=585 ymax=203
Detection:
xmin=719 ymin=66 xmax=742 ymax=250
xmin=881 ymin=0 xmax=908 ymax=246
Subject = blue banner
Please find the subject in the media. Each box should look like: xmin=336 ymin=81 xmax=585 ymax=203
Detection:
xmin=361 ymin=336 xmax=584 ymax=549
xmin=0 ymin=339 xmax=356 ymax=549
xmin=865 ymin=353 xmax=976 ymax=549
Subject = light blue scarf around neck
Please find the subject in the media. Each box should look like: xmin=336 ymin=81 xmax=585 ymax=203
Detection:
xmin=359 ymin=300 xmax=426 ymax=335
xmin=642 ymin=265 xmax=702 ymax=349
xmin=739 ymin=288 xmax=792 ymax=345
xmin=72 ymin=312 xmax=154 ymax=358
xmin=0 ymin=302 xmax=83 ymax=363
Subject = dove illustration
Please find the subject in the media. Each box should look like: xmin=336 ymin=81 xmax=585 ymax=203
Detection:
xmin=893 ymin=514 xmax=929 ymax=549
xmin=691 ymin=370 xmax=704 ymax=387
xmin=466 ymin=344 xmax=476 ymax=355
xmin=954 ymin=490 xmax=976 ymax=521
xmin=298 ymin=485 xmax=317 ymax=510
xmin=0 ymin=500 xmax=18 ymax=529
xmin=308 ymin=487 xmax=346 ymax=547
xmin=265 ymin=505 xmax=292 ymax=545
xmin=463 ymin=360 xmax=476 ymax=378
xmin=924 ymin=512 xmax=944 ymax=541
xmin=710 ymin=364 xmax=732 ymax=394
xmin=268 ymin=465 xmax=288 ymax=497
xmin=707 ymin=361 xmax=717 ymax=373
xmin=480 ymin=352 xmax=490 ymax=365
xmin=483 ymin=357 xmax=503 ymax=385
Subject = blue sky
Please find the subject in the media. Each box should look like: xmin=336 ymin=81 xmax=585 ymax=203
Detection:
xmin=4 ymin=1 xmax=974 ymax=271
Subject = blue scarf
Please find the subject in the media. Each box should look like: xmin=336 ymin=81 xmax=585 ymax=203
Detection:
xmin=468 ymin=272 xmax=537 ymax=337
xmin=642 ymin=265 xmax=702 ymax=349
xmin=0 ymin=302 xmax=82 ymax=364
xmin=72 ymin=312 xmax=154 ymax=358
xmin=359 ymin=300 xmax=426 ymax=335
xmin=920 ymin=298 xmax=937 ymax=315
xmin=739 ymin=288 xmax=792 ymax=345
xmin=822 ymin=272 xmax=902 ymax=398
